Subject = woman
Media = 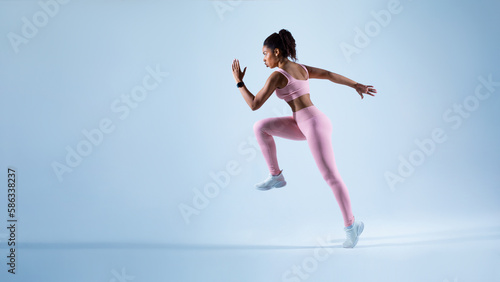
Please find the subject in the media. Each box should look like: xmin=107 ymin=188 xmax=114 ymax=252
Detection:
xmin=231 ymin=29 xmax=376 ymax=248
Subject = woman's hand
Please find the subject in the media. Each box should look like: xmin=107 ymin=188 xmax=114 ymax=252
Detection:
xmin=232 ymin=59 xmax=247 ymax=83
xmin=354 ymin=83 xmax=377 ymax=99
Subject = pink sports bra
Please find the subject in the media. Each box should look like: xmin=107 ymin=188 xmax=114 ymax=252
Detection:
xmin=275 ymin=64 xmax=310 ymax=102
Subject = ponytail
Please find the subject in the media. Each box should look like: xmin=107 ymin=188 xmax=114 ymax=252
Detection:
xmin=263 ymin=29 xmax=298 ymax=62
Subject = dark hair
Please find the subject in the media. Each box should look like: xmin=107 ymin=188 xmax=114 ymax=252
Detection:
xmin=263 ymin=29 xmax=297 ymax=62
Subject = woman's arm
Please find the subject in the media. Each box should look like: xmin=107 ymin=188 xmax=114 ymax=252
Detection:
xmin=303 ymin=64 xmax=357 ymax=87
xmin=237 ymin=72 xmax=281 ymax=111
xmin=328 ymin=72 xmax=358 ymax=88
xmin=303 ymin=64 xmax=377 ymax=99
xmin=232 ymin=59 xmax=280 ymax=111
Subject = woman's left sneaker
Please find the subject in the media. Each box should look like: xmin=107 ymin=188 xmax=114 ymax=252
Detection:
xmin=342 ymin=220 xmax=364 ymax=248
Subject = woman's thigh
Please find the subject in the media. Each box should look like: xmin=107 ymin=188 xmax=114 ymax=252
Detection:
xmin=297 ymin=114 xmax=337 ymax=172
xmin=253 ymin=116 xmax=306 ymax=141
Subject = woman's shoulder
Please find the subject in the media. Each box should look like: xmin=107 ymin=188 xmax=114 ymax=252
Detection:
xmin=272 ymin=69 xmax=290 ymax=79
xmin=297 ymin=63 xmax=309 ymax=73
xmin=271 ymin=70 xmax=289 ymax=89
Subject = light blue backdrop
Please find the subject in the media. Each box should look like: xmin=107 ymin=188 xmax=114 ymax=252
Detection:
xmin=1 ymin=0 xmax=499 ymax=280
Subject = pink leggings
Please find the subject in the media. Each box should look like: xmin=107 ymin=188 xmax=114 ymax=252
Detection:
xmin=253 ymin=105 xmax=355 ymax=227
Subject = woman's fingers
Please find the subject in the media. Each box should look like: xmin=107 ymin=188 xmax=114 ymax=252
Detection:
xmin=232 ymin=59 xmax=241 ymax=72
xmin=368 ymin=85 xmax=377 ymax=92
xmin=232 ymin=59 xmax=246 ymax=82
xmin=357 ymin=84 xmax=377 ymax=98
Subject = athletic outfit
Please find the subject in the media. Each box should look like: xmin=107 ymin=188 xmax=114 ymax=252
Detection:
xmin=253 ymin=63 xmax=356 ymax=228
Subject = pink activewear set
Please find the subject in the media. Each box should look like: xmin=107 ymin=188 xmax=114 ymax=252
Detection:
xmin=253 ymin=63 xmax=355 ymax=227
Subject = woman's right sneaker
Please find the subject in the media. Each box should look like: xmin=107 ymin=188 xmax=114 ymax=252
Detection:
xmin=255 ymin=169 xmax=287 ymax=190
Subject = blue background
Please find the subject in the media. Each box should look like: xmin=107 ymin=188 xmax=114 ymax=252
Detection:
xmin=1 ymin=0 xmax=499 ymax=281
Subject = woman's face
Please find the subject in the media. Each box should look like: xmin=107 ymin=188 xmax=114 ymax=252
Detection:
xmin=262 ymin=45 xmax=279 ymax=68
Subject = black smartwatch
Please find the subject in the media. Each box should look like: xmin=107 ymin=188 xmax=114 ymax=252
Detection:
xmin=237 ymin=81 xmax=245 ymax=88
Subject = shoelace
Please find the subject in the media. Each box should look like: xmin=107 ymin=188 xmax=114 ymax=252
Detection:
xmin=345 ymin=226 xmax=357 ymax=238
xmin=258 ymin=175 xmax=274 ymax=185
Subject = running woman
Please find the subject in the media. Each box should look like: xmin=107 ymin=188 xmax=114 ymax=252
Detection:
xmin=231 ymin=29 xmax=376 ymax=248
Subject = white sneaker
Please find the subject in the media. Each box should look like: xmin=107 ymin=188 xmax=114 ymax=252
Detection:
xmin=255 ymin=169 xmax=287 ymax=190
xmin=342 ymin=220 xmax=364 ymax=248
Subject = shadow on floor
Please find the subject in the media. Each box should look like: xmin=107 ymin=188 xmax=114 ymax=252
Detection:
xmin=9 ymin=225 xmax=500 ymax=250
xmin=344 ymin=225 xmax=500 ymax=248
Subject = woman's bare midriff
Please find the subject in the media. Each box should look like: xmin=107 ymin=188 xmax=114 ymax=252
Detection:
xmin=288 ymin=94 xmax=314 ymax=112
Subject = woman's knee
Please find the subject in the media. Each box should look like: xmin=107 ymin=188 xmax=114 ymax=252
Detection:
xmin=323 ymin=168 xmax=345 ymax=184
xmin=253 ymin=119 xmax=268 ymax=133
